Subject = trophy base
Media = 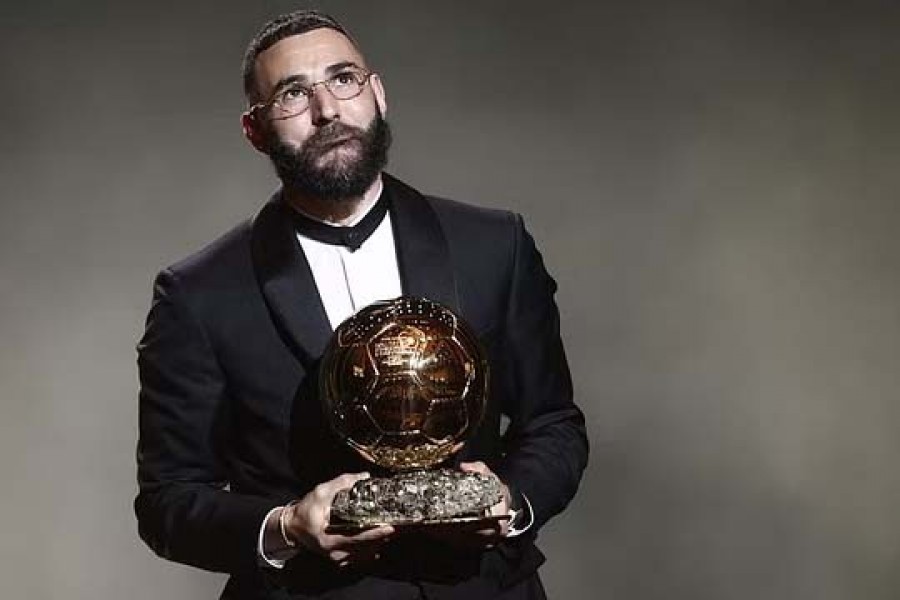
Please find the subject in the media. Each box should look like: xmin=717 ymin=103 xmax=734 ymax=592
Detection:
xmin=325 ymin=513 xmax=511 ymax=535
xmin=326 ymin=468 xmax=506 ymax=534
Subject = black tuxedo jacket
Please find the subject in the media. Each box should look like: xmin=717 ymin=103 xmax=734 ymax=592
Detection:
xmin=135 ymin=174 xmax=588 ymax=599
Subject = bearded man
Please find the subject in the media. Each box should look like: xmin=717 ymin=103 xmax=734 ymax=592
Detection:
xmin=135 ymin=10 xmax=588 ymax=600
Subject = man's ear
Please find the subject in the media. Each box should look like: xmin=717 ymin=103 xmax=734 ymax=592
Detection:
xmin=241 ymin=110 xmax=268 ymax=154
xmin=370 ymin=73 xmax=387 ymax=117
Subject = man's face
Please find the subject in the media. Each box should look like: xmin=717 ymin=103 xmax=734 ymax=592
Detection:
xmin=248 ymin=28 xmax=390 ymax=200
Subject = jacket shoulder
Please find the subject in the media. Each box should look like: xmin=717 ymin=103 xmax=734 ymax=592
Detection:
xmin=424 ymin=195 xmax=519 ymax=241
xmin=161 ymin=217 xmax=255 ymax=292
xmin=167 ymin=218 xmax=253 ymax=278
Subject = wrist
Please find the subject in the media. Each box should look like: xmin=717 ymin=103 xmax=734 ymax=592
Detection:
xmin=279 ymin=501 xmax=300 ymax=548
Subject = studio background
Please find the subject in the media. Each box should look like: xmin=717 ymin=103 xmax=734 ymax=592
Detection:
xmin=2 ymin=1 xmax=898 ymax=598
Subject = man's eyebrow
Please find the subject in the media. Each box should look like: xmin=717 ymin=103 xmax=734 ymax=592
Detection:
xmin=271 ymin=61 xmax=364 ymax=93
xmin=271 ymin=74 xmax=306 ymax=93
xmin=324 ymin=60 xmax=363 ymax=75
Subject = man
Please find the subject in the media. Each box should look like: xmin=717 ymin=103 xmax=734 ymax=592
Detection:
xmin=136 ymin=10 xmax=588 ymax=600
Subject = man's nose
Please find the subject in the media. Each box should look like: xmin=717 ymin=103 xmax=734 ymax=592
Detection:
xmin=308 ymin=84 xmax=339 ymax=125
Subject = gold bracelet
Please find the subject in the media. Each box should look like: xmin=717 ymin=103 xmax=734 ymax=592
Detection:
xmin=278 ymin=503 xmax=297 ymax=548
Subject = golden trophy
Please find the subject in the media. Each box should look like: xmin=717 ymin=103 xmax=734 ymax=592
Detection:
xmin=320 ymin=296 xmax=506 ymax=531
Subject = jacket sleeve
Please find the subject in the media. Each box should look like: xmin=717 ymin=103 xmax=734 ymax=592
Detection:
xmin=134 ymin=268 xmax=277 ymax=573
xmin=494 ymin=214 xmax=589 ymax=532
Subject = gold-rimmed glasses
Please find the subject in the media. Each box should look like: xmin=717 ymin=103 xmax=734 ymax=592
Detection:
xmin=250 ymin=67 xmax=374 ymax=120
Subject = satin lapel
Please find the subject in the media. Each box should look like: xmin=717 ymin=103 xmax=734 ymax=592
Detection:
xmin=384 ymin=174 xmax=460 ymax=314
xmin=251 ymin=194 xmax=333 ymax=367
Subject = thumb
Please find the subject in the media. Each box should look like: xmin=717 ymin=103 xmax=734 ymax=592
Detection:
xmin=334 ymin=471 xmax=371 ymax=493
xmin=459 ymin=461 xmax=489 ymax=475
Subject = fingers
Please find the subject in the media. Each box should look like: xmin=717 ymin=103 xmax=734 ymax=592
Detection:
xmin=489 ymin=494 xmax=511 ymax=516
xmin=460 ymin=463 xmax=510 ymax=512
xmin=312 ymin=472 xmax=369 ymax=527
xmin=459 ymin=462 xmax=509 ymax=505
xmin=328 ymin=549 xmax=350 ymax=564
xmin=284 ymin=472 xmax=378 ymax=557
xmin=317 ymin=495 xmax=393 ymax=561
xmin=424 ymin=513 xmax=511 ymax=551
xmin=315 ymin=471 xmax=370 ymax=502
xmin=348 ymin=524 xmax=395 ymax=543
xmin=321 ymin=524 xmax=394 ymax=551
xmin=459 ymin=462 xmax=512 ymax=533
xmin=459 ymin=461 xmax=489 ymax=475
xmin=323 ymin=526 xmax=394 ymax=567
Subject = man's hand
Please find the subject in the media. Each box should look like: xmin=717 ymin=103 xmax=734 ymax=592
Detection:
xmin=424 ymin=461 xmax=512 ymax=550
xmin=461 ymin=461 xmax=512 ymax=539
xmin=282 ymin=472 xmax=394 ymax=566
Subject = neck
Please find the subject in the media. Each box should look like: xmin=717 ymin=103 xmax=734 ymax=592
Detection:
xmin=283 ymin=175 xmax=384 ymax=226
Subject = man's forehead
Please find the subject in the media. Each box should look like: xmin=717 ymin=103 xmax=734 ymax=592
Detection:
xmin=255 ymin=28 xmax=366 ymax=86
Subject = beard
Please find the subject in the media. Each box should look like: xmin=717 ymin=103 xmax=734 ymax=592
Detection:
xmin=267 ymin=112 xmax=391 ymax=203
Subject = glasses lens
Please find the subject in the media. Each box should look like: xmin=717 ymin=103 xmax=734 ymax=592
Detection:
xmin=327 ymin=71 xmax=365 ymax=100
xmin=274 ymin=86 xmax=310 ymax=116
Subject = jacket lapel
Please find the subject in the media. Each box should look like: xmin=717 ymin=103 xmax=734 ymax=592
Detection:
xmin=250 ymin=175 xmax=460 ymax=365
xmin=384 ymin=173 xmax=460 ymax=314
xmin=251 ymin=193 xmax=333 ymax=367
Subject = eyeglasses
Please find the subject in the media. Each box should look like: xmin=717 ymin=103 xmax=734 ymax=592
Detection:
xmin=250 ymin=68 xmax=374 ymax=120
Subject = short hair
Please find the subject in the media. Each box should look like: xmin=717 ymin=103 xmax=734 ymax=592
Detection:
xmin=241 ymin=10 xmax=356 ymax=102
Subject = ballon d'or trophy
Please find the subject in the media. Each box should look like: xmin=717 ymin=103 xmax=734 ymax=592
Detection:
xmin=320 ymin=296 xmax=507 ymax=532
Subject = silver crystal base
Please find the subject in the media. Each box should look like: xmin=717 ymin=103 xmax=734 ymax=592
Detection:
xmin=330 ymin=468 xmax=503 ymax=529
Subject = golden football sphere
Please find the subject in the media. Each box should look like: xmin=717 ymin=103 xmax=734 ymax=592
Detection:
xmin=320 ymin=297 xmax=489 ymax=470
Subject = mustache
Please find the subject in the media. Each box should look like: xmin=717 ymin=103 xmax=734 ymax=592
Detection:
xmin=306 ymin=122 xmax=366 ymax=149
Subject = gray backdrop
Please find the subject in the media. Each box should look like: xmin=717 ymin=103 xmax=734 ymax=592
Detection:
xmin=2 ymin=1 xmax=899 ymax=598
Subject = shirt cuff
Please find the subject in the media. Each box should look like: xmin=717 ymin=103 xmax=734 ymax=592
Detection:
xmin=506 ymin=492 xmax=534 ymax=538
xmin=257 ymin=506 xmax=297 ymax=568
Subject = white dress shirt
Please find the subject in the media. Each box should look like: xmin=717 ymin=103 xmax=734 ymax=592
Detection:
xmin=297 ymin=211 xmax=403 ymax=329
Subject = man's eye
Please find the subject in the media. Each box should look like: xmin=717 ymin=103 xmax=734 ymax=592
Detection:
xmin=280 ymin=86 xmax=308 ymax=102
xmin=332 ymin=72 xmax=357 ymax=85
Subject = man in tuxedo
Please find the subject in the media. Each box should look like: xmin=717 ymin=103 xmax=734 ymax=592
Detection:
xmin=135 ymin=10 xmax=588 ymax=600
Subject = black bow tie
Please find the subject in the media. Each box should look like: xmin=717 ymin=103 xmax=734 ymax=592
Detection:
xmin=288 ymin=193 xmax=389 ymax=251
